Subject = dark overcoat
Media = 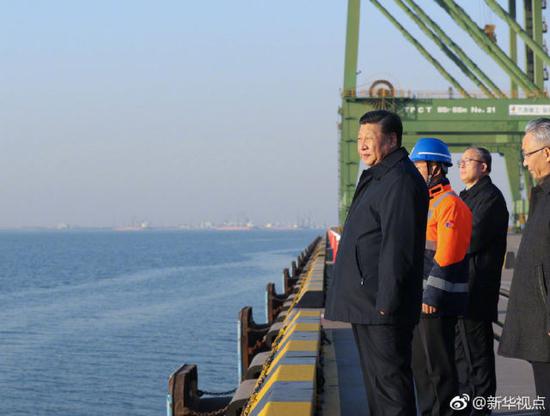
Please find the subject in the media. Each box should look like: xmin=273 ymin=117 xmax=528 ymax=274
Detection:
xmin=459 ymin=176 xmax=509 ymax=321
xmin=499 ymin=177 xmax=550 ymax=362
xmin=324 ymin=147 xmax=429 ymax=325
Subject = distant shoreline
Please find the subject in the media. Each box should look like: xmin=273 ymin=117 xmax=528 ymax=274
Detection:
xmin=0 ymin=227 xmax=326 ymax=232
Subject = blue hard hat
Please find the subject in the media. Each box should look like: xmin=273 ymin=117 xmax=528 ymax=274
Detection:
xmin=410 ymin=138 xmax=453 ymax=166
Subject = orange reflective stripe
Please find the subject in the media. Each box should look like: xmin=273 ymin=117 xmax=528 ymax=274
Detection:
xmin=428 ymin=191 xmax=456 ymax=220
xmin=431 ymin=191 xmax=456 ymax=209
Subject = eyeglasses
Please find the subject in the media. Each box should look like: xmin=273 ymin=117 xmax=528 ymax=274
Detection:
xmin=457 ymin=158 xmax=484 ymax=167
xmin=522 ymin=146 xmax=549 ymax=159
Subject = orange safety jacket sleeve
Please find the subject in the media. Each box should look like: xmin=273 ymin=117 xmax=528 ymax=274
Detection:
xmin=423 ymin=198 xmax=472 ymax=310
xmin=434 ymin=201 xmax=471 ymax=267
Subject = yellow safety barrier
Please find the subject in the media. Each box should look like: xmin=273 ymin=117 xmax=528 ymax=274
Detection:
xmin=239 ymin=238 xmax=326 ymax=416
xmin=257 ymin=402 xmax=313 ymax=416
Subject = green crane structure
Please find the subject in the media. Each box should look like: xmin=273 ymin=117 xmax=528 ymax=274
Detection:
xmin=339 ymin=0 xmax=550 ymax=226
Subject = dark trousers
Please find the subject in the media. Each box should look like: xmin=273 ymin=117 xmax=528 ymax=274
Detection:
xmin=532 ymin=362 xmax=550 ymax=416
xmin=455 ymin=318 xmax=496 ymax=415
xmin=352 ymin=323 xmax=416 ymax=416
xmin=412 ymin=316 xmax=461 ymax=416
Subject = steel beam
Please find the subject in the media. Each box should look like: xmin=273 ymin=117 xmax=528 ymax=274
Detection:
xmin=484 ymin=0 xmax=550 ymax=67
xmin=395 ymin=0 xmax=495 ymax=98
xmin=525 ymin=0 xmax=535 ymax=82
xmin=370 ymin=0 xmax=471 ymax=97
xmin=531 ymin=0 xmax=545 ymax=89
xmin=340 ymin=0 xmax=362 ymax=224
xmin=403 ymin=0 xmax=506 ymax=98
xmin=343 ymin=0 xmax=360 ymax=97
xmin=509 ymin=0 xmax=519 ymax=97
xmin=437 ymin=0 xmax=541 ymax=95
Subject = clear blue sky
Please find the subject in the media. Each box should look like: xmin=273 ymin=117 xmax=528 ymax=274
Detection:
xmin=0 ymin=1 xmax=547 ymax=227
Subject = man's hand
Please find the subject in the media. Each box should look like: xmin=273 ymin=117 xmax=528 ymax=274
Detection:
xmin=422 ymin=303 xmax=438 ymax=314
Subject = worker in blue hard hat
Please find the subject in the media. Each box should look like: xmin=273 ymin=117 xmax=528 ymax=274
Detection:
xmin=410 ymin=138 xmax=473 ymax=416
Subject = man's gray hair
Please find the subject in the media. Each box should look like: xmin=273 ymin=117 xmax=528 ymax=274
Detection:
xmin=525 ymin=118 xmax=550 ymax=146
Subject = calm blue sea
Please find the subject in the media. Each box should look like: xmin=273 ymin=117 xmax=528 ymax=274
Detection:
xmin=0 ymin=229 xmax=320 ymax=416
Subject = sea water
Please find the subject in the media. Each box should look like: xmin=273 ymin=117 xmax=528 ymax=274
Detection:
xmin=0 ymin=229 xmax=319 ymax=415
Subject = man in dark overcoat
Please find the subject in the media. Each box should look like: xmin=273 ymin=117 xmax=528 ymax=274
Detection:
xmin=456 ymin=146 xmax=509 ymax=414
xmin=499 ymin=118 xmax=550 ymax=415
xmin=325 ymin=110 xmax=429 ymax=416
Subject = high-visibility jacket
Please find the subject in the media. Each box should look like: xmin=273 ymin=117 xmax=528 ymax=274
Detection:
xmin=423 ymin=179 xmax=472 ymax=316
